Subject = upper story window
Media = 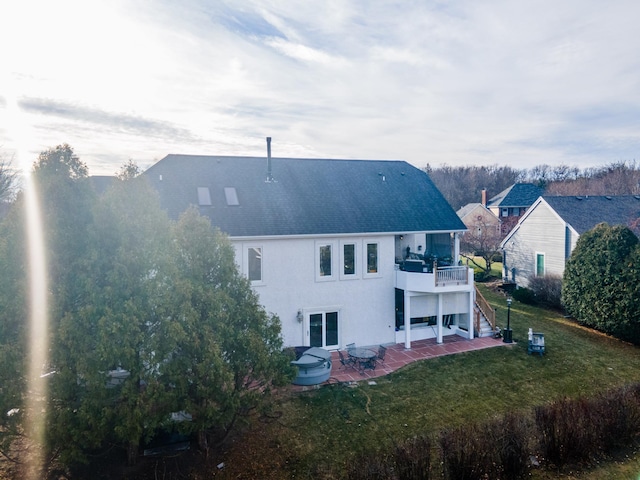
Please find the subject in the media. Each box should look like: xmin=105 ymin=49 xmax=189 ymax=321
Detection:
xmin=343 ymin=243 xmax=355 ymax=276
xmin=247 ymin=246 xmax=262 ymax=283
xmin=501 ymin=207 xmax=509 ymax=217
xmin=319 ymin=244 xmax=332 ymax=277
xmin=366 ymin=242 xmax=379 ymax=274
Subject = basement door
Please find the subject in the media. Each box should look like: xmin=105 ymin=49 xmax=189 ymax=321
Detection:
xmin=308 ymin=311 xmax=339 ymax=349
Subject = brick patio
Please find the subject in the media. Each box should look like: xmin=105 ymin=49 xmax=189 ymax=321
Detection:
xmin=293 ymin=335 xmax=507 ymax=390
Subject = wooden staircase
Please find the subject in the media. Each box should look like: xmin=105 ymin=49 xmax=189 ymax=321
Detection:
xmin=474 ymin=285 xmax=496 ymax=337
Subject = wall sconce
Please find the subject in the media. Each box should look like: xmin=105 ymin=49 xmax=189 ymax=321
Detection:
xmin=297 ymin=310 xmax=304 ymax=322
xmin=417 ymin=245 xmax=422 ymax=252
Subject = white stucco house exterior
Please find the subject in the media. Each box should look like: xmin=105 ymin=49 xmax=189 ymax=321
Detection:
xmin=144 ymin=142 xmax=485 ymax=350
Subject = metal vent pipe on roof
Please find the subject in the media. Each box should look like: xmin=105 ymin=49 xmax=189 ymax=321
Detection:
xmin=266 ymin=136 xmax=273 ymax=182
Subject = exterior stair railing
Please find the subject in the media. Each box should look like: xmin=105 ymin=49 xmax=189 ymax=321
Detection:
xmin=474 ymin=285 xmax=496 ymax=335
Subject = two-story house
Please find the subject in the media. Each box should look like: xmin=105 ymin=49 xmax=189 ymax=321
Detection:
xmin=143 ymin=141 xmax=483 ymax=350
xmin=501 ymin=195 xmax=640 ymax=287
xmin=487 ymin=183 xmax=545 ymax=236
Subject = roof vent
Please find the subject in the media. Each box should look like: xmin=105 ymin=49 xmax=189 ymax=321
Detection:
xmin=266 ymin=137 xmax=274 ymax=183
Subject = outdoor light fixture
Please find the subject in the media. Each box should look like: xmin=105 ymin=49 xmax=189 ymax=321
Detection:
xmin=297 ymin=310 xmax=304 ymax=323
xmin=504 ymin=297 xmax=513 ymax=343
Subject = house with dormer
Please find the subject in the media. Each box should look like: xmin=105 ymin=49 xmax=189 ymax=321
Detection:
xmin=143 ymin=141 xmax=491 ymax=350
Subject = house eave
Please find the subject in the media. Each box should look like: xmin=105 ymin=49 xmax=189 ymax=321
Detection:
xmin=230 ymin=229 xmax=467 ymax=242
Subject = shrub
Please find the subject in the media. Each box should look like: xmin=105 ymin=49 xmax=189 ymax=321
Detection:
xmin=474 ymin=270 xmax=491 ymax=282
xmin=393 ymin=435 xmax=432 ymax=480
xmin=440 ymin=415 xmax=529 ymax=480
xmin=535 ymin=397 xmax=598 ymax=468
xmin=346 ymin=436 xmax=433 ymax=480
xmin=346 ymin=451 xmax=394 ymax=480
xmin=512 ymin=287 xmax=536 ymax=305
xmin=494 ymin=412 xmax=531 ymax=479
xmin=562 ymin=223 xmax=640 ymax=344
xmin=440 ymin=424 xmax=489 ymax=480
xmin=527 ymin=274 xmax=563 ymax=310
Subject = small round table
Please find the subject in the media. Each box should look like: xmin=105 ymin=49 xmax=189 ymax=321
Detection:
xmin=348 ymin=348 xmax=377 ymax=373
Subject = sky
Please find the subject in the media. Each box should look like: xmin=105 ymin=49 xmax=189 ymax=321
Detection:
xmin=2 ymin=0 xmax=640 ymax=176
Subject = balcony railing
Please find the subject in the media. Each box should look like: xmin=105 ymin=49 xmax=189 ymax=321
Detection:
xmin=435 ymin=266 xmax=469 ymax=286
xmin=395 ymin=265 xmax=472 ymax=293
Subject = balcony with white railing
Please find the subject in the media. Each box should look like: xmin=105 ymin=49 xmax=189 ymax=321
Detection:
xmin=395 ymin=264 xmax=473 ymax=293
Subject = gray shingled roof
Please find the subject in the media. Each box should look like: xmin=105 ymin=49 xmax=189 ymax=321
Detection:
xmin=456 ymin=203 xmax=482 ymax=218
xmin=143 ymin=155 xmax=466 ymax=237
xmin=487 ymin=183 xmax=544 ymax=208
xmin=543 ymin=195 xmax=640 ymax=234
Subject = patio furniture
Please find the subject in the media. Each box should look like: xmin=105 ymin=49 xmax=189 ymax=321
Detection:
xmin=349 ymin=347 xmax=378 ymax=374
xmin=376 ymin=345 xmax=387 ymax=366
xmin=338 ymin=350 xmax=356 ymax=370
xmin=528 ymin=332 xmax=545 ymax=356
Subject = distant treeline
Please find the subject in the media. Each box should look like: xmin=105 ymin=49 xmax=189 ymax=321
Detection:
xmin=425 ymin=160 xmax=640 ymax=210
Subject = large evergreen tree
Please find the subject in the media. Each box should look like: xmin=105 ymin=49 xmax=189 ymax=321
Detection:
xmin=0 ymin=197 xmax=28 ymax=466
xmin=164 ymin=207 xmax=294 ymax=451
xmin=53 ymin=171 xmax=175 ymax=465
xmin=562 ymin=223 xmax=640 ymax=344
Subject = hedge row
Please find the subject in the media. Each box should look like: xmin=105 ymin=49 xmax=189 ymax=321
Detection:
xmin=346 ymin=383 xmax=640 ymax=479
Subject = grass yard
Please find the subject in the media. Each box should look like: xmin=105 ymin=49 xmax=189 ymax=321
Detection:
xmin=214 ymin=284 xmax=640 ymax=479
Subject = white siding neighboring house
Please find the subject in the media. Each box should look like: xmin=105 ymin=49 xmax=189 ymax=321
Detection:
xmin=144 ymin=144 xmax=481 ymax=350
xmin=501 ymin=195 xmax=640 ymax=287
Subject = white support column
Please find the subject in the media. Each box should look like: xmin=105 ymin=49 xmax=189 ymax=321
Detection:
xmin=454 ymin=232 xmax=461 ymax=264
xmin=437 ymin=293 xmax=443 ymax=344
xmin=468 ymin=290 xmax=475 ymax=339
xmin=404 ymin=290 xmax=411 ymax=350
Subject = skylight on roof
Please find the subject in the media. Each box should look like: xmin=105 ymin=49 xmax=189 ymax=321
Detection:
xmin=197 ymin=187 xmax=212 ymax=206
xmin=224 ymin=187 xmax=239 ymax=206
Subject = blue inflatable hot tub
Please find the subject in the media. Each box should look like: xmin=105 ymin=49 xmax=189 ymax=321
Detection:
xmin=291 ymin=347 xmax=332 ymax=386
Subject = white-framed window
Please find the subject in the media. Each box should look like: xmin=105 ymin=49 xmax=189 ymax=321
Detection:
xmin=340 ymin=241 xmax=357 ymax=279
xmin=501 ymin=207 xmax=509 ymax=217
xmin=245 ymin=245 xmax=263 ymax=285
xmin=316 ymin=241 xmax=335 ymax=281
xmin=535 ymin=252 xmax=545 ymax=277
xmin=364 ymin=241 xmax=380 ymax=277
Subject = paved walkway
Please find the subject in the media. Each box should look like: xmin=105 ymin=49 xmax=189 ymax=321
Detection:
xmin=294 ymin=335 xmax=507 ymax=391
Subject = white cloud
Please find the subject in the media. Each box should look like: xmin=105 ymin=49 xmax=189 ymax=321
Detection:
xmin=1 ymin=0 xmax=639 ymax=174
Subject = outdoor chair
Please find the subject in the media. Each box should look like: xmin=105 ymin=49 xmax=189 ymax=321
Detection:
xmin=338 ymin=350 xmax=356 ymax=369
xmin=376 ymin=345 xmax=387 ymax=366
xmin=346 ymin=343 xmax=356 ymax=353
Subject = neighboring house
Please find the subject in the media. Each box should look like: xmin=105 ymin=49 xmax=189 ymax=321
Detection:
xmin=456 ymin=190 xmax=501 ymax=243
xmin=143 ymin=144 xmax=483 ymax=350
xmin=501 ymin=195 xmax=640 ymax=287
xmin=487 ymin=183 xmax=545 ymax=235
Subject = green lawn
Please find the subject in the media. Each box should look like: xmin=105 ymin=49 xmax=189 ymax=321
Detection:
xmin=218 ymin=284 xmax=640 ymax=479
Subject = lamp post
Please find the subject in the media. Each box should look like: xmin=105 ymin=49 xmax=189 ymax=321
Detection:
xmin=504 ymin=297 xmax=513 ymax=343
